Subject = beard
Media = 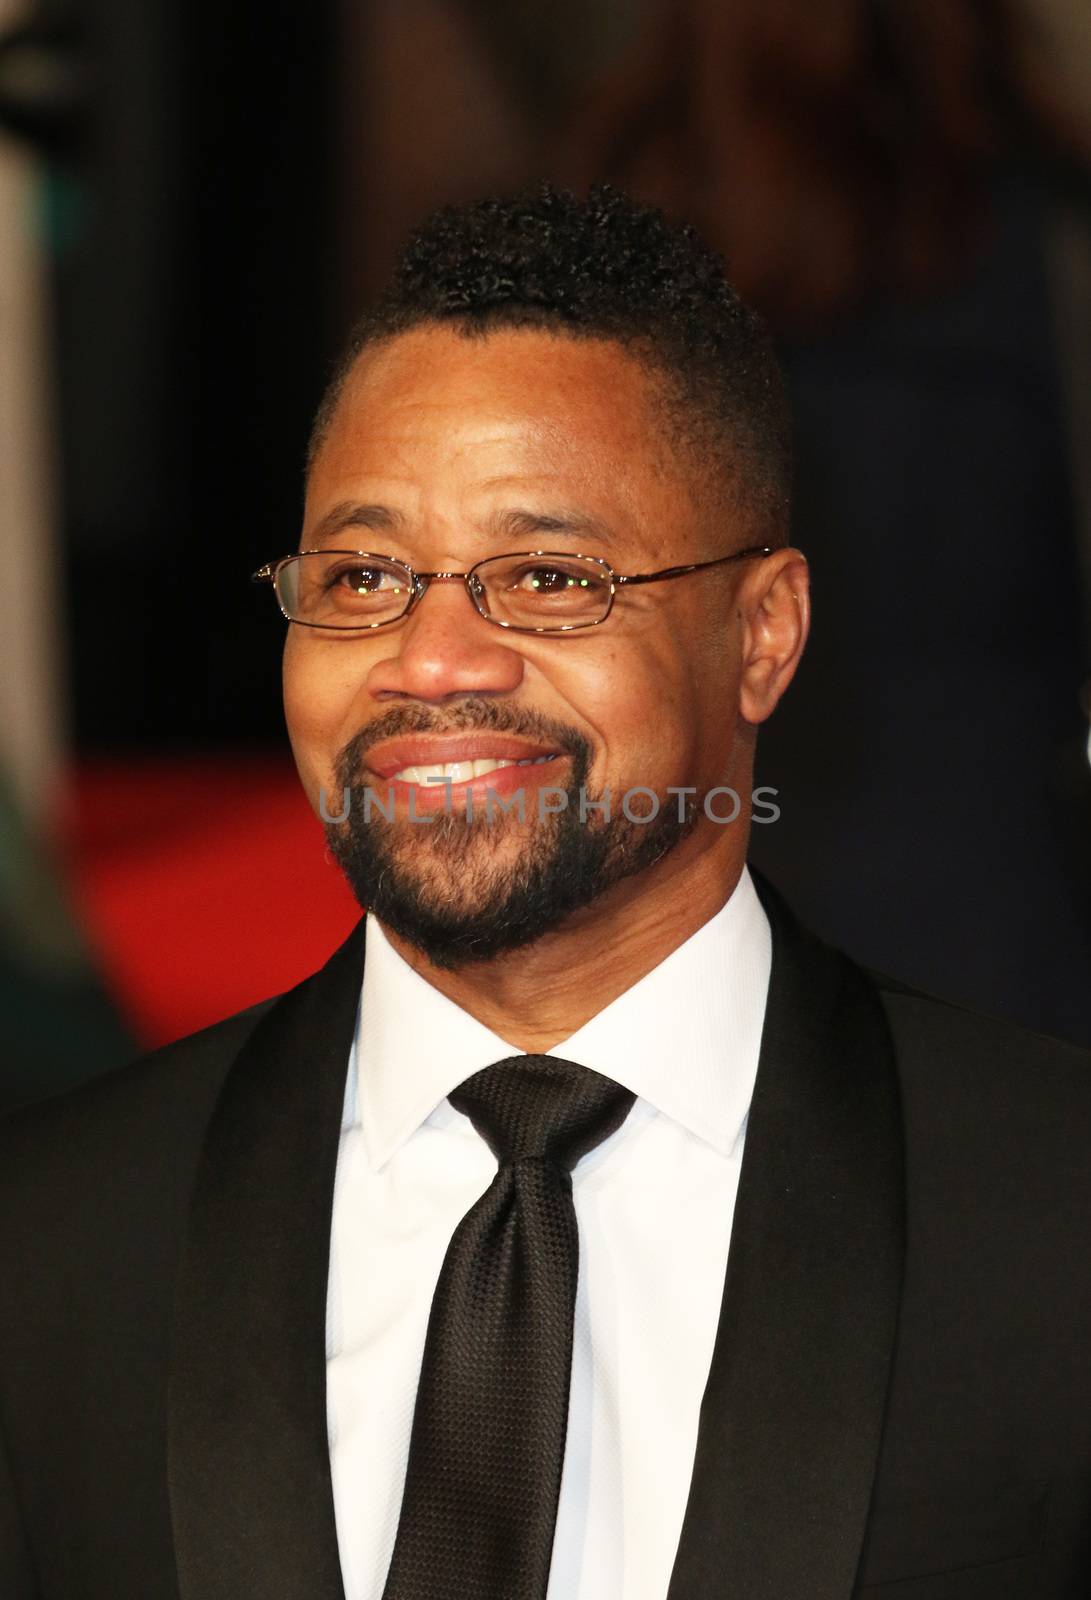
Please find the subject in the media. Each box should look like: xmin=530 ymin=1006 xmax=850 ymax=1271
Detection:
xmin=323 ymin=699 xmax=697 ymax=969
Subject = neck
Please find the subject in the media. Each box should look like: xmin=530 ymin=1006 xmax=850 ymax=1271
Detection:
xmin=382 ymin=824 xmax=749 ymax=1052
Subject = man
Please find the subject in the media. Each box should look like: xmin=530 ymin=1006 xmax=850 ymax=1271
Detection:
xmin=1 ymin=185 xmax=1089 ymax=1600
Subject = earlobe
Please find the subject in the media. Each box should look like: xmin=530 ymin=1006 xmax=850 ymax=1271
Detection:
xmin=738 ymin=550 xmax=810 ymax=725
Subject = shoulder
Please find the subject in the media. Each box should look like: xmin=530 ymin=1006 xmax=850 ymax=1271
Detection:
xmin=867 ymin=969 xmax=1091 ymax=1184
xmin=759 ymin=866 xmax=1090 ymax=1113
xmin=0 ymin=996 xmax=277 ymax=1230
xmin=0 ymin=913 xmax=367 ymax=1235
xmin=871 ymin=969 xmax=1090 ymax=1093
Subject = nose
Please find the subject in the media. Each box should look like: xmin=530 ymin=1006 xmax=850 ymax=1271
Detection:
xmin=365 ymin=574 xmax=526 ymax=702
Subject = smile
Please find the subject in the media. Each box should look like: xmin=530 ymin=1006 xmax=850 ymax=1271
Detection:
xmin=387 ymin=755 xmax=558 ymax=786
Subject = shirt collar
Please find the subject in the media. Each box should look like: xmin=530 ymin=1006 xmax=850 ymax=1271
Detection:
xmin=353 ymin=866 xmax=771 ymax=1169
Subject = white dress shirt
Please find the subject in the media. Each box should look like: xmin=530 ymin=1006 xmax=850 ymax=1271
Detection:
xmin=325 ymin=866 xmax=772 ymax=1600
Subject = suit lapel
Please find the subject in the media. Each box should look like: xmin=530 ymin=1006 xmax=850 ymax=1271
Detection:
xmin=168 ymin=919 xmax=367 ymax=1600
xmin=667 ymin=877 xmax=906 ymax=1600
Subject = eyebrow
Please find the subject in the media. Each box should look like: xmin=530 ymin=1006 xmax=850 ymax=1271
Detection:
xmin=309 ymin=503 xmax=404 ymax=544
xmin=487 ymin=507 xmax=616 ymax=547
xmin=307 ymin=502 xmax=617 ymax=550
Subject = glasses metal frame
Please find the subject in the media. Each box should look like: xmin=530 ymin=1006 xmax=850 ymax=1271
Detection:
xmin=251 ymin=544 xmax=775 ymax=634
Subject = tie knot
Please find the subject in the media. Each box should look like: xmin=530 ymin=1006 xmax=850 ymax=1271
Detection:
xmin=449 ymin=1055 xmax=635 ymax=1172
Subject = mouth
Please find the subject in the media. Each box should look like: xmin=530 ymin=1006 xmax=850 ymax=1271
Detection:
xmin=385 ymin=753 xmax=557 ymax=784
xmin=361 ymin=736 xmax=570 ymax=811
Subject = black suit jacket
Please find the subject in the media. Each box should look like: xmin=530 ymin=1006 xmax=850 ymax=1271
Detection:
xmin=1 ymin=878 xmax=1090 ymax=1599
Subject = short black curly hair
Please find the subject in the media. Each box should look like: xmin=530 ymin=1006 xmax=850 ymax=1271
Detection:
xmin=308 ymin=183 xmax=791 ymax=536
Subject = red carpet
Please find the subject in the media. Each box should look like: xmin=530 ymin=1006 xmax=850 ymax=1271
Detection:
xmin=63 ymin=755 xmax=361 ymax=1048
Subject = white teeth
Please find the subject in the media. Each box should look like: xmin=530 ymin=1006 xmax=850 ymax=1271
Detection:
xmin=388 ymin=754 xmax=556 ymax=784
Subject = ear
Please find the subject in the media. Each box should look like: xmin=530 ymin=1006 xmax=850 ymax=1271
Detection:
xmin=738 ymin=548 xmax=810 ymax=724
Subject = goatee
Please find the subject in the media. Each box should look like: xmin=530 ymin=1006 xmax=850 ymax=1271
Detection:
xmin=323 ymin=701 xmax=695 ymax=969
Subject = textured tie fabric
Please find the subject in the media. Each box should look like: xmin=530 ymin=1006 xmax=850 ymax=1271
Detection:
xmin=380 ymin=1054 xmax=637 ymax=1600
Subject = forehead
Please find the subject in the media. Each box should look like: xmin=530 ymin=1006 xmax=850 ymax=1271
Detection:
xmin=305 ymin=324 xmax=691 ymax=532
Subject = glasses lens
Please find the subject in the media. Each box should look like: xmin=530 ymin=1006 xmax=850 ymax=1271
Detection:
xmin=277 ymin=552 xmax=413 ymax=628
xmin=475 ymin=553 xmax=612 ymax=630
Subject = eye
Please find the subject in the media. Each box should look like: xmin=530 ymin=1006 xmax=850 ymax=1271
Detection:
xmin=510 ymin=564 xmax=604 ymax=595
xmin=324 ymin=562 xmax=402 ymax=595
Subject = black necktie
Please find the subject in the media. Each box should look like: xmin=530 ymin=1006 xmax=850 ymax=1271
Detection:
xmin=380 ymin=1054 xmax=636 ymax=1600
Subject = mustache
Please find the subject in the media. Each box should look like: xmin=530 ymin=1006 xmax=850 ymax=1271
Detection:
xmin=334 ymin=698 xmax=592 ymax=787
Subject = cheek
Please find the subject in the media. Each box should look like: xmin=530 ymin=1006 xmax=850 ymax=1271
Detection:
xmin=282 ymin=639 xmax=365 ymax=789
xmin=677 ymin=592 xmax=740 ymax=702
xmin=606 ymin=623 xmax=736 ymax=786
xmin=561 ymin=638 xmax=696 ymax=785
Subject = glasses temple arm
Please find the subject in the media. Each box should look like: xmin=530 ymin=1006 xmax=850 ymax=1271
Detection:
xmin=617 ymin=546 xmax=773 ymax=586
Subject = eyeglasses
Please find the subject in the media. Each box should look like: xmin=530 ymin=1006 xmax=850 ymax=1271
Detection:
xmin=251 ymin=545 xmax=774 ymax=634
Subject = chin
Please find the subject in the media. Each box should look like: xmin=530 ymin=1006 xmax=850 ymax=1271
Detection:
xmin=324 ymin=781 xmax=698 ymax=970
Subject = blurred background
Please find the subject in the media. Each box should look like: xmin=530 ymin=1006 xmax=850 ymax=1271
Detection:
xmin=1 ymin=0 xmax=1089 ymax=1107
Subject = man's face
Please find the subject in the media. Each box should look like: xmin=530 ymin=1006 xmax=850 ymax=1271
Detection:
xmin=285 ymin=324 xmax=765 ymax=966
